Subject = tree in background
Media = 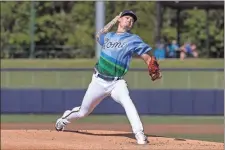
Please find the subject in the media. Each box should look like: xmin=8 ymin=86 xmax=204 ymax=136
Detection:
xmin=0 ymin=1 xmax=223 ymax=58
xmin=161 ymin=8 xmax=224 ymax=58
xmin=1 ymin=2 xmax=31 ymax=56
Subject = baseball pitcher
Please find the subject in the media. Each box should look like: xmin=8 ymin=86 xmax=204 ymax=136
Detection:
xmin=55 ymin=10 xmax=162 ymax=145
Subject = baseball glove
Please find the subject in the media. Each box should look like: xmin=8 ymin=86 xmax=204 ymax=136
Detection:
xmin=148 ymin=56 xmax=162 ymax=81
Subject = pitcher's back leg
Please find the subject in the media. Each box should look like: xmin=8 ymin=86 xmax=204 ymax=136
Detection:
xmin=65 ymin=77 xmax=108 ymax=121
xmin=55 ymin=75 xmax=108 ymax=131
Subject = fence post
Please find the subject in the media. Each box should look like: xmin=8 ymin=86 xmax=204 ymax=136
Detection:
xmin=81 ymin=76 xmax=86 ymax=89
xmin=214 ymin=72 xmax=218 ymax=89
xmin=6 ymin=72 xmax=10 ymax=87
xmin=160 ymin=73 xmax=164 ymax=88
xmin=56 ymin=72 xmax=60 ymax=87
xmin=187 ymin=71 xmax=191 ymax=89
xmin=31 ymin=72 xmax=35 ymax=87
xmin=134 ymin=71 xmax=138 ymax=89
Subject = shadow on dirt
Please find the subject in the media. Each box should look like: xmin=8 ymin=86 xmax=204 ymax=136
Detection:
xmin=63 ymin=129 xmax=169 ymax=140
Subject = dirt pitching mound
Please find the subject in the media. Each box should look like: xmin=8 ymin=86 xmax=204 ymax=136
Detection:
xmin=2 ymin=130 xmax=224 ymax=150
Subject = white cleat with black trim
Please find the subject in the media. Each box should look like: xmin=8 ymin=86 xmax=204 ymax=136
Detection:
xmin=55 ymin=118 xmax=70 ymax=131
xmin=135 ymin=131 xmax=148 ymax=145
xmin=55 ymin=107 xmax=80 ymax=131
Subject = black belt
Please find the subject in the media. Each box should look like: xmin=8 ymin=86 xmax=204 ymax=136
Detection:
xmin=94 ymin=70 xmax=122 ymax=81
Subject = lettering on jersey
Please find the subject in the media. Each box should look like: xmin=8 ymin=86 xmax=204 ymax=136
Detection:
xmin=102 ymin=38 xmax=127 ymax=49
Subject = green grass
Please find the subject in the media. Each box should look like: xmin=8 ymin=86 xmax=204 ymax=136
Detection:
xmin=156 ymin=134 xmax=224 ymax=143
xmin=1 ymin=115 xmax=224 ymax=124
xmin=1 ymin=59 xmax=224 ymax=68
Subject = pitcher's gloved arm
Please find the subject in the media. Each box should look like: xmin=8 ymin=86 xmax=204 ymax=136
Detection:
xmin=141 ymin=54 xmax=162 ymax=81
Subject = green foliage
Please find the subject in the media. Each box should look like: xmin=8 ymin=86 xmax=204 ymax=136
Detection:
xmin=1 ymin=2 xmax=30 ymax=48
xmin=181 ymin=9 xmax=224 ymax=57
xmin=162 ymin=8 xmax=224 ymax=57
xmin=0 ymin=1 xmax=224 ymax=58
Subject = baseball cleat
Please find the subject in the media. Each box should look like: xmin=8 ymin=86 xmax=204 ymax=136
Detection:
xmin=135 ymin=131 xmax=148 ymax=145
xmin=55 ymin=108 xmax=80 ymax=131
xmin=55 ymin=118 xmax=70 ymax=131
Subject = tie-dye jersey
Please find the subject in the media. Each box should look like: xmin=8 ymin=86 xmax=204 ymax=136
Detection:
xmin=95 ymin=32 xmax=152 ymax=77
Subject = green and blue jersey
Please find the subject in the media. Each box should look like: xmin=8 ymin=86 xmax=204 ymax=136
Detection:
xmin=96 ymin=32 xmax=152 ymax=77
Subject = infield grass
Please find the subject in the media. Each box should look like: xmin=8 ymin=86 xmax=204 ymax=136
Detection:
xmin=1 ymin=114 xmax=223 ymax=124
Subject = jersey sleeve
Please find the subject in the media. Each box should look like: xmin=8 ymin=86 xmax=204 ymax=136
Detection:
xmin=131 ymin=36 xmax=152 ymax=55
xmin=97 ymin=33 xmax=106 ymax=46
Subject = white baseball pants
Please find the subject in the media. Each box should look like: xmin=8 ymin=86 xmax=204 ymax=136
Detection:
xmin=64 ymin=73 xmax=144 ymax=134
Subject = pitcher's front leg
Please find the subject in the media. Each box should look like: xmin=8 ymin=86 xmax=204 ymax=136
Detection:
xmin=110 ymin=80 xmax=148 ymax=144
xmin=55 ymin=75 xmax=108 ymax=131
